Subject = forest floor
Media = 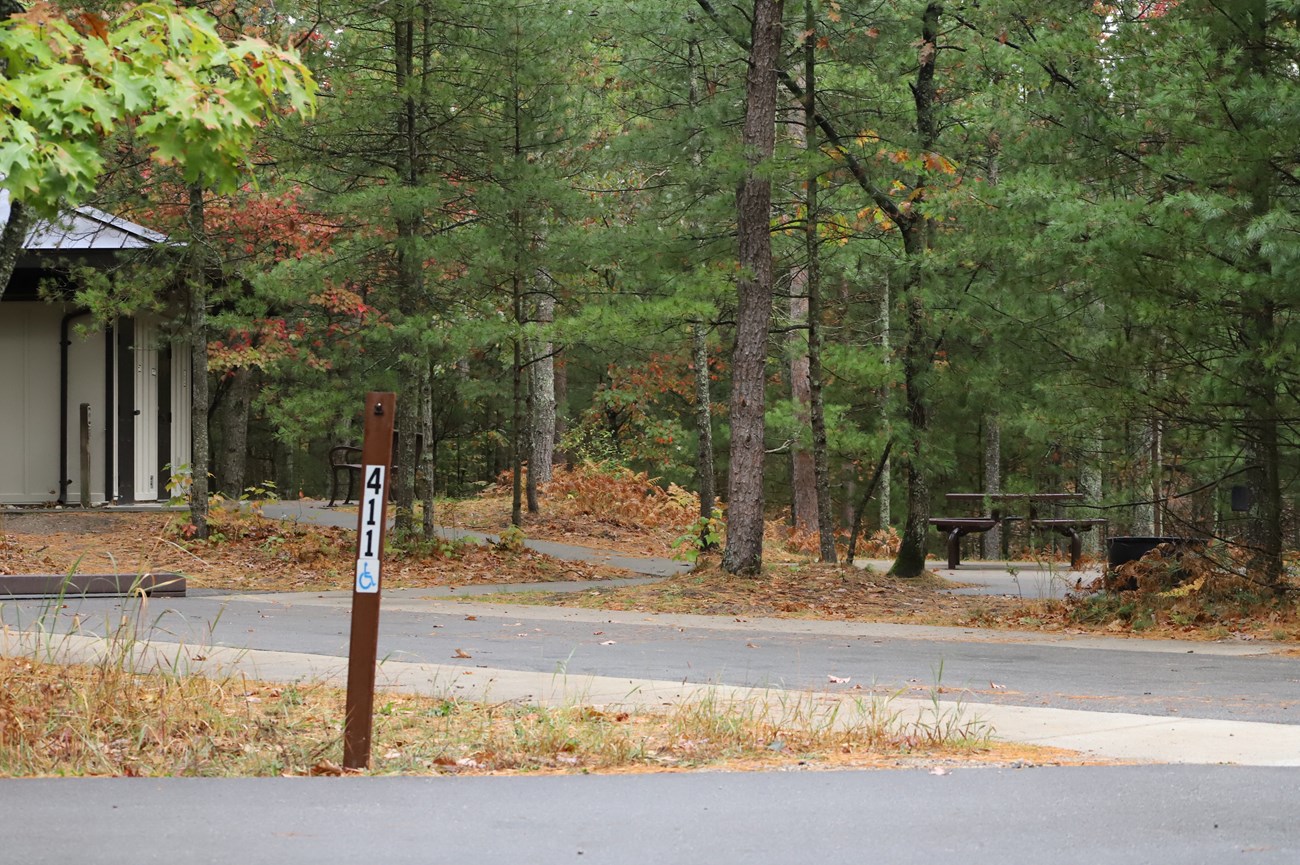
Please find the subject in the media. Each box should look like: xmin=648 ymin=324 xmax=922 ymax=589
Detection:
xmin=0 ymin=506 xmax=633 ymax=594
xmin=3 ymin=463 xmax=1298 ymax=643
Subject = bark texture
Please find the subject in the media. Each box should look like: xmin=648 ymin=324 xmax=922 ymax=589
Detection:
xmin=187 ymin=184 xmax=210 ymax=539
xmin=528 ymin=289 xmax=556 ymax=489
xmin=887 ymin=3 xmax=942 ymax=578
xmin=217 ymin=366 xmax=254 ymax=497
xmin=692 ymin=319 xmax=716 ymax=526
xmin=722 ymin=0 xmax=783 ymax=577
xmin=787 ymin=270 xmax=817 ymax=534
xmin=982 ymin=415 xmax=1001 ymax=559
xmin=0 ymin=199 xmax=34 ymax=301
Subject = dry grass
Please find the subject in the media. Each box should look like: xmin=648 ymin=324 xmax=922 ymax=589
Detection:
xmin=0 ymin=649 xmax=1087 ymax=778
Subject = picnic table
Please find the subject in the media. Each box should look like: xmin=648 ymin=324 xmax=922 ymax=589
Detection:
xmin=931 ymin=493 xmax=1106 ymax=570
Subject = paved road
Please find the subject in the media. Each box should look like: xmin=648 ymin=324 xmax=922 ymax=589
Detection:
xmin=2 ymin=589 xmax=1295 ymax=724
xmin=4 ymin=766 xmax=1299 ymax=865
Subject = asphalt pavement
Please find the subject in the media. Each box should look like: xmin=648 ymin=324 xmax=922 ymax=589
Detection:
xmin=4 ymin=767 xmax=1299 ymax=865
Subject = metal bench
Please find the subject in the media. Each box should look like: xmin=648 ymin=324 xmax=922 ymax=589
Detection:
xmin=933 ymin=493 xmax=1107 ymax=570
xmin=1029 ymin=518 xmax=1108 ymax=569
xmin=929 ymin=514 xmax=1022 ymax=570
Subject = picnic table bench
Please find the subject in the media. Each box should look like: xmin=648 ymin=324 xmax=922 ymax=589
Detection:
xmin=931 ymin=493 xmax=1106 ymax=570
xmin=328 ymin=432 xmax=423 ymax=507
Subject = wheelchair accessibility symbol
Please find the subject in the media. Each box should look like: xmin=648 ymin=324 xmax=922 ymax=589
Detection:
xmin=356 ymin=560 xmax=379 ymax=593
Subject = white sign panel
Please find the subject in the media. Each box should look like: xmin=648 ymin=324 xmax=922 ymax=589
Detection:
xmin=355 ymin=464 xmax=385 ymax=594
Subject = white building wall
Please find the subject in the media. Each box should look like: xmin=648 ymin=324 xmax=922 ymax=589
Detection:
xmin=0 ymin=303 xmax=64 ymax=503
xmin=65 ymin=320 xmax=108 ymax=503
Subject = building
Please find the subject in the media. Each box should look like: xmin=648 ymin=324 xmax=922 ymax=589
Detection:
xmin=0 ymin=194 xmax=190 ymax=505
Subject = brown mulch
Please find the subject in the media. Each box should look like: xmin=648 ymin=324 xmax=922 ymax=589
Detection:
xmin=0 ymin=509 xmax=631 ymax=593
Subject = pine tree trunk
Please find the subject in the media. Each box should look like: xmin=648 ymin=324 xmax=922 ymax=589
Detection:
xmin=420 ymin=358 xmax=437 ymax=539
xmin=692 ymin=319 xmax=716 ymax=527
xmin=217 ymin=366 xmax=254 ymax=497
xmin=878 ymin=270 xmax=891 ymax=531
xmin=1132 ymin=419 xmax=1155 ymax=536
xmin=528 ymin=289 xmax=556 ymax=490
xmin=511 ymin=276 xmax=525 ymax=529
xmin=887 ymin=3 xmax=942 ymax=578
xmin=788 ymin=269 xmax=817 ymax=534
xmin=982 ymin=415 xmax=1001 ymax=559
xmin=553 ymin=352 xmax=569 ymax=468
xmin=803 ymin=4 xmax=836 ymax=563
xmin=722 ymin=0 xmax=783 ymax=577
xmin=394 ymin=358 xmax=419 ymax=534
xmin=186 ymin=184 xmax=210 ymax=539
xmin=391 ymin=7 xmax=422 ymax=536
xmin=1080 ymin=445 xmax=1102 ymax=557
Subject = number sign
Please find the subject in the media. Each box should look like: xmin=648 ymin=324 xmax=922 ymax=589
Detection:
xmin=355 ymin=464 xmax=385 ymax=593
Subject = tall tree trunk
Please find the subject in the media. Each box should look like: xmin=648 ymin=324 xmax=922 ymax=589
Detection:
xmin=982 ymin=415 xmax=1001 ymax=560
xmin=692 ymin=319 xmax=716 ymax=529
xmin=511 ymin=292 xmax=524 ymax=528
xmin=186 ymin=183 xmax=210 ymax=539
xmin=420 ymin=358 xmax=437 ymax=539
xmin=554 ymin=352 xmax=569 ymax=468
xmin=803 ymin=1 xmax=836 ymax=563
xmin=0 ymin=198 xmax=34 ymax=300
xmin=1132 ymin=418 xmax=1155 ymax=536
xmin=888 ymin=3 xmax=942 ymax=578
xmin=722 ymin=0 xmax=783 ymax=577
xmin=217 ymin=366 xmax=254 ymax=496
xmin=878 ymin=273 xmax=891 ymax=532
xmin=788 ymin=269 xmax=817 ymax=533
xmin=391 ymin=5 xmax=422 ymax=535
xmin=1080 ymin=442 xmax=1103 ymax=558
xmin=394 ymin=358 xmax=419 ymax=534
xmin=686 ymin=29 xmax=715 ymax=538
xmin=527 ymin=288 xmax=556 ymax=509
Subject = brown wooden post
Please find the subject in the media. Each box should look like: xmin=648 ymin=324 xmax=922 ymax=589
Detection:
xmin=343 ymin=392 xmax=396 ymax=770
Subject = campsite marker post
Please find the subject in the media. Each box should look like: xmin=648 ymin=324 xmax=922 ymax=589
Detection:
xmin=343 ymin=391 xmax=395 ymax=770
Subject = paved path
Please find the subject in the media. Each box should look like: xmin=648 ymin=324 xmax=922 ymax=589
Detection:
xmin=260 ymin=500 xmax=691 ymax=578
xmin=5 ymin=767 xmax=1300 ymax=865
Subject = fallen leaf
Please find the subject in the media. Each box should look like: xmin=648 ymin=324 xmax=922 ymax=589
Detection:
xmin=746 ymin=643 xmax=760 ymax=649
xmin=990 ymin=681 xmax=1006 ymax=690
xmin=600 ymin=640 xmax=617 ymax=646
xmin=929 ymin=767 xmax=950 ymax=776
xmin=593 ymin=631 xmax=604 ymax=636
xmin=828 ymin=675 xmax=851 ymax=684
xmin=453 ymin=648 xmax=472 ymax=659
xmin=310 ymin=759 xmax=344 ymax=776
xmin=465 ymin=615 xmax=478 ymax=621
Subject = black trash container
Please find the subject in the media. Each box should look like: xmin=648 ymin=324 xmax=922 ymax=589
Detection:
xmin=1106 ymin=536 xmax=1201 ymax=590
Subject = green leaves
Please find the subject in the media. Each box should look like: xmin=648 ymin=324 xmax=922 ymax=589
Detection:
xmin=0 ymin=2 xmax=317 ymax=214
